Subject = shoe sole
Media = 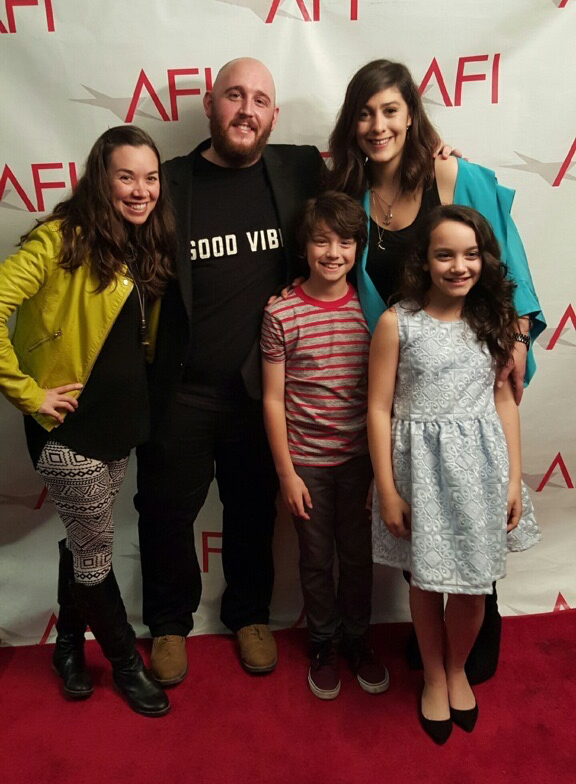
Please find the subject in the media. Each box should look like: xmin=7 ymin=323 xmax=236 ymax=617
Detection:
xmin=307 ymin=673 xmax=341 ymax=700
xmin=241 ymin=658 xmax=277 ymax=674
xmin=52 ymin=663 xmax=94 ymax=700
xmin=151 ymin=665 xmax=188 ymax=687
xmin=357 ymin=669 xmax=390 ymax=694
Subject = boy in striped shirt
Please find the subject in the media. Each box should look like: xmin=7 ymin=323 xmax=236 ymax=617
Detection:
xmin=261 ymin=191 xmax=389 ymax=700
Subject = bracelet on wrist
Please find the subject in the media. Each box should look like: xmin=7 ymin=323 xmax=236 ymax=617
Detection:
xmin=513 ymin=332 xmax=530 ymax=349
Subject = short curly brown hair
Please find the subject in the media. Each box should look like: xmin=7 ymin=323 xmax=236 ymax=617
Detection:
xmin=295 ymin=190 xmax=367 ymax=264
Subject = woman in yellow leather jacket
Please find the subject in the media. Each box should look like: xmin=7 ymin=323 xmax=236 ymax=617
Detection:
xmin=0 ymin=125 xmax=175 ymax=717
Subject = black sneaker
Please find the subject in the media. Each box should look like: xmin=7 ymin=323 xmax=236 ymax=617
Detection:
xmin=308 ymin=642 xmax=340 ymax=700
xmin=343 ymin=637 xmax=389 ymax=694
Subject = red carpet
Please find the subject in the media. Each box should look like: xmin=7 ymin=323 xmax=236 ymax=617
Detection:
xmin=1 ymin=613 xmax=574 ymax=784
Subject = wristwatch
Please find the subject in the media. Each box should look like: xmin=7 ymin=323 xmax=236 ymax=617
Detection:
xmin=513 ymin=332 xmax=530 ymax=349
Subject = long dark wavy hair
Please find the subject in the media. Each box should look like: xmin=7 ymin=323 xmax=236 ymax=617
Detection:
xmin=22 ymin=125 xmax=175 ymax=299
xmin=328 ymin=60 xmax=441 ymax=199
xmin=401 ymin=205 xmax=517 ymax=367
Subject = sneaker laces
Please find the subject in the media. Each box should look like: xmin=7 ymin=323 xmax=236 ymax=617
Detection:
xmin=311 ymin=642 xmax=337 ymax=670
xmin=347 ymin=638 xmax=375 ymax=669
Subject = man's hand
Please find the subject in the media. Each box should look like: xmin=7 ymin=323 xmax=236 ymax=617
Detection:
xmin=267 ymin=277 xmax=305 ymax=306
xmin=435 ymin=144 xmax=464 ymax=160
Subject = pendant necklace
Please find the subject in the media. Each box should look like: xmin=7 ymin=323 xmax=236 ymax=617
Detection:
xmin=371 ymin=186 xmax=401 ymax=251
xmin=371 ymin=185 xmax=400 ymax=225
xmin=125 ymin=250 xmax=149 ymax=347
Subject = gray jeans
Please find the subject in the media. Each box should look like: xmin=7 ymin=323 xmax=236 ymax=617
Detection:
xmin=292 ymin=453 xmax=373 ymax=647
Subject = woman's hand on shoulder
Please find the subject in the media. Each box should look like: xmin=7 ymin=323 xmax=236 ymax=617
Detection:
xmin=38 ymin=383 xmax=83 ymax=424
xmin=378 ymin=489 xmax=411 ymax=539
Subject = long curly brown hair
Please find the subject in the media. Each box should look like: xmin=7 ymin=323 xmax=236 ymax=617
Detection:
xmin=400 ymin=205 xmax=517 ymax=367
xmin=328 ymin=60 xmax=441 ymax=199
xmin=22 ymin=125 xmax=175 ymax=299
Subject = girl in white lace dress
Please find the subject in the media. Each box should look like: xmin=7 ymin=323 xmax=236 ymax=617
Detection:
xmin=367 ymin=205 xmax=540 ymax=744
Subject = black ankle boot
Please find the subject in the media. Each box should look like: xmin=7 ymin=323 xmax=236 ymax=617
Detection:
xmin=109 ymin=648 xmax=170 ymax=716
xmin=52 ymin=540 xmax=94 ymax=699
xmin=73 ymin=570 xmax=170 ymax=717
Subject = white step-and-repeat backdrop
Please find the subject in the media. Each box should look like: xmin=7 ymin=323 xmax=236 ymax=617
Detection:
xmin=1 ymin=1 xmax=575 ymax=646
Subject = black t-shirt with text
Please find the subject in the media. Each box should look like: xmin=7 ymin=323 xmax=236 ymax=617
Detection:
xmin=183 ymin=154 xmax=285 ymax=405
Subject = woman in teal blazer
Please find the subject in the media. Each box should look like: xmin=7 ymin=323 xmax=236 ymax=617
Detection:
xmin=329 ymin=60 xmax=544 ymax=393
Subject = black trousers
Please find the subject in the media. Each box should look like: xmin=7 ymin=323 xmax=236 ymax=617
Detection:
xmin=292 ymin=455 xmax=373 ymax=645
xmin=135 ymin=399 xmax=278 ymax=636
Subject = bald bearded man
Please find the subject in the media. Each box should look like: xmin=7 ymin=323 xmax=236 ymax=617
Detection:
xmin=135 ymin=59 xmax=324 ymax=683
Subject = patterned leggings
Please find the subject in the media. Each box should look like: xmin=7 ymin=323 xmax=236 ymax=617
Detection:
xmin=37 ymin=440 xmax=129 ymax=585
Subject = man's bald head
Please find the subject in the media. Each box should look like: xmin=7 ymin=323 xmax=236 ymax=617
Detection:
xmin=203 ymin=57 xmax=279 ymax=168
xmin=212 ymin=58 xmax=277 ymax=105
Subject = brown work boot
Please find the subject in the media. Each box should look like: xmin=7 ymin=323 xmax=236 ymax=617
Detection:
xmin=236 ymin=624 xmax=277 ymax=674
xmin=150 ymin=635 xmax=187 ymax=686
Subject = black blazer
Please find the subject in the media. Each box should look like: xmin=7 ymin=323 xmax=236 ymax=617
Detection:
xmin=148 ymin=140 xmax=325 ymax=423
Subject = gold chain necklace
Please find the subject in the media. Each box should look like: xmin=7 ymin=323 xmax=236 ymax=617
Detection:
xmin=371 ymin=185 xmax=401 ymax=227
xmin=371 ymin=189 xmax=399 ymax=251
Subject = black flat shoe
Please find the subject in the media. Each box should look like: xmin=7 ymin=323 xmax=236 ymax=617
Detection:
xmin=419 ymin=704 xmax=452 ymax=745
xmin=450 ymin=703 xmax=479 ymax=733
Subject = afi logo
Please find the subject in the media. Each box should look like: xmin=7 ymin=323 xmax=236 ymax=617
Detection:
xmin=555 ymin=0 xmax=571 ymax=7
xmin=0 ymin=162 xmax=78 ymax=212
xmin=125 ymin=68 xmax=213 ymax=123
xmin=265 ymin=0 xmax=358 ymax=23
xmin=0 ymin=0 xmax=54 ymax=33
xmin=202 ymin=531 xmax=222 ymax=572
xmin=553 ymin=594 xmax=573 ymax=612
xmin=545 ymin=304 xmax=576 ymax=350
xmin=536 ymin=453 xmax=574 ymax=492
xmin=553 ymin=138 xmax=576 ymax=187
xmin=419 ymin=55 xmax=500 ymax=106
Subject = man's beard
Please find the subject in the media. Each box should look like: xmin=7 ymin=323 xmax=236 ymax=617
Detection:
xmin=209 ymin=112 xmax=273 ymax=167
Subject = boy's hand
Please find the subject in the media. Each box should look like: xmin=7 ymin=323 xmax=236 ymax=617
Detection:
xmin=267 ymin=277 xmax=305 ymax=306
xmin=506 ymin=481 xmax=522 ymax=532
xmin=280 ymin=473 xmax=313 ymax=520
xmin=379 ymin=490 xmax=411 ymax=539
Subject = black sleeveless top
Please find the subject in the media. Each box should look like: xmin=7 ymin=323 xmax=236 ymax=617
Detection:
xmin=365 ymin=181 xmax=440 ymax=305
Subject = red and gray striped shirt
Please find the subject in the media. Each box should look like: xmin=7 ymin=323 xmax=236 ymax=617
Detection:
xmin=261 ymin=284 xmax=370 ymax=467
